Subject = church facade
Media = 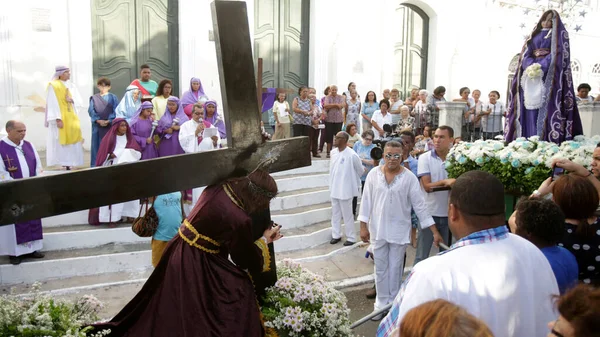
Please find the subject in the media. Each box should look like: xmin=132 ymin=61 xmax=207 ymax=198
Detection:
xmin=1 ymin=0 xmax=599 ymax=151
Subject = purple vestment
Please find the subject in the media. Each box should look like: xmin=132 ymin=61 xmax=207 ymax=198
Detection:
xmin=505 ymin=10 xmax=583 ymax=143
xmin=0 ymin=140 xmax=43 ymax=244
xmin=157 ymin=97 xmax=186 ymax=156
xmin=131 ymin=119 xmax=159 ymax=160
xmin=203 ymin=100 xmax=227 ymax=139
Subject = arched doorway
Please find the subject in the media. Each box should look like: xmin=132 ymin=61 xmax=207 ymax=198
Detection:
xmin=506 ymin=53 xmax=520 ymax=105
xmin=393 ymin=4 xmax=429 ymax=100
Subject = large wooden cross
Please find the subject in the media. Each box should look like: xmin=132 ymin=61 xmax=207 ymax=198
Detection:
xmin=0 ymin=1 xmax=310 ymax=290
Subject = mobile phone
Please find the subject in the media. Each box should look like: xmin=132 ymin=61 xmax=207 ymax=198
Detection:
xmin=551 ymin=165 xmax=565 ymax=181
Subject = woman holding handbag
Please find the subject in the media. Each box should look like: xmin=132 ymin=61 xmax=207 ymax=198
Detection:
xmin=150 ymin=191 xmax=185 ymax=267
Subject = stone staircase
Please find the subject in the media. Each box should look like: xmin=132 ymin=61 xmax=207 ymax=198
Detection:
xmin=0 ymin=160 xmax=374 ymax=300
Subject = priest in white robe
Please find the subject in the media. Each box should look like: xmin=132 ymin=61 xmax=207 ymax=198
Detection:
xmin=179 ymin=103 xmax=221 ymax=205
xmin=95 ymin=118 xmax=142 ymax=223
xmin=329 ymin=131 xmax=364 ymax=246
xmin=45 ymin=65 xmax=84 ymax=169
xmin=0 ymin=121 xmax=45 ymax=265
xmin=359 ymin=140 xmax=440 ymax=321
xmin=377 ymin=171 xmax=559 ymax=337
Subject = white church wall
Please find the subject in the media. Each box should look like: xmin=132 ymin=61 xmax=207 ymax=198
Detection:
xmin=0 ymin=0 xmax=93 ymax=152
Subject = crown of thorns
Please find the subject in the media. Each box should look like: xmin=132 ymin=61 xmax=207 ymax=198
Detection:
xmin=248 ymin=179 xmax=278 ymax=199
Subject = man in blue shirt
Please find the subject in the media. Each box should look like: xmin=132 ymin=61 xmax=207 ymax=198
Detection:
xmin=515 ymin=197 xmax=578 ymax=294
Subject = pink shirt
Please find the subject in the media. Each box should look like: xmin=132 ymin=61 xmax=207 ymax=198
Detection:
xmin=324 ymin=95 xmax=344 ymax=123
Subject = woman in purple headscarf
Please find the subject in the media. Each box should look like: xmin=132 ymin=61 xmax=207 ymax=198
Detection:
xmin=181 ymin=77 xmax=207 ymax=119
xmin=505 ymin=10 xmax=583 ymax=144
xmin=157 ymin=96 xmax=187 ymax=157
xmin=130 ymin=101 xmax=159 ymax=160
xmin=204 ymin=100 xmax=227 ymax=140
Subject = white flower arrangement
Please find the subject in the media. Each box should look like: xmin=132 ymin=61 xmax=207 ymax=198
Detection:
xmin=447 ymin=135 xmax=599 ymax=194
xmin=0 ymin=282 xmax=110 ymax=337
xmin=525 ymin=63 xmax=544 ymax=79
xmin=261 ymin=259 xmax=354 ymax=337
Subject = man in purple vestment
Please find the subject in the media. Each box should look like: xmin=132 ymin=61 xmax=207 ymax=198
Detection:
xmin=0 ymin=121 xmax=44 ymax=265
xmin=505 ymin=10 xmax=583 ymax=144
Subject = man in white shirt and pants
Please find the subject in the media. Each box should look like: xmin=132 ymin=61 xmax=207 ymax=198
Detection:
xmin=377 ymin=171 xmax=558 ymax=337
xmin=179 ymin=103 xmax=220 ymax=205
xmin=329 ymin=131 xmax=364 ymax=246
xmin=359 ymin=140 xmax=442 ymax=321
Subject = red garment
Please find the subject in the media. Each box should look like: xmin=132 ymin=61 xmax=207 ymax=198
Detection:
xmin=91 ymin=183 xmax=269 ymax=337
xmin=130 ymin=79 xmax=151 ymax=96
xmin=94 ymin=118 xmax=141 ymax=167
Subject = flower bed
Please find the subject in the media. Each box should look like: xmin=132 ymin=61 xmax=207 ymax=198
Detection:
xmin=261 ymin=259 xmax=354 ymax=337
xmin=446 ymin=135 xmax=598 ymax=195
xmin=0 ymin=283 xmax=109 ymax=337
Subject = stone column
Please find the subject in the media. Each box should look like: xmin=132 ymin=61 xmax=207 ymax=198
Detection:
xmin=437 ymin=102 xmax=466 ymax=138
xmin=578 ymin=102 xmax=600 ymax=137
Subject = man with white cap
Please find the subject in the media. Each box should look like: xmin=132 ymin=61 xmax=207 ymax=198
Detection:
xmin=45 ymin=65 xmax=84 ymax=170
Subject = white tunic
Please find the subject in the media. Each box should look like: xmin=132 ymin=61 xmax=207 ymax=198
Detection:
xmin=329 ymin=147 xmax=363 ymax=200
xmin=0 ymin=137 xmax=44 ymax=256
xmin=358 ymin=166 xmax=434 ymax=245
xmin=178 ymin=119 xmax=220 ymax=154
xmin=99 ymin=135 xmax=142 ymax=222
xmin=394 ymin=234 xmax=558 ymax=337
xmin=179 ymin=119 xmax=220 ymax=204
xmin=45 ymin=83 xmax=84 ymax=167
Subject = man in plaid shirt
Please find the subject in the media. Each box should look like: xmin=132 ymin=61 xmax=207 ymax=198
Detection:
xmin=377 ymin=171 xmax=558 ymax=337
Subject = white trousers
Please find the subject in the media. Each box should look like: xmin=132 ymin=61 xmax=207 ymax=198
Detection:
xmin=331 ymin=197 xmax=356 ymax=242
xmin=374 ymin=240 xmax=407 ymax=310
xmin=100 ymin=200 xmax=140 ymax=223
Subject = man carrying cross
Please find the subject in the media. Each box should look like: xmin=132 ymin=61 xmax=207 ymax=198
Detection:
xmin=0 ymin=121 xmax=44 ymax=265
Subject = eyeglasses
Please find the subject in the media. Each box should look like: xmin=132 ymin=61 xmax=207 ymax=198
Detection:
xmin=364 ymin=138 xmax=373 ymax=141
xmin=385 ymin=153 xmax=401 ymax=160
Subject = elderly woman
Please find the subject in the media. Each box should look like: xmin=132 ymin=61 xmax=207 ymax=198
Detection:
xmin=396 ymin=105 xmax=415 ymax=133
xmin=351 ymin=130 xmax=376 ymax=215
xmin=345 ymin=123 xmax=360 ymax=148
xmin=404 ymin=88 xmax=420 ymax=110
xmin=413 ymin=89 xmax=430 ymax=134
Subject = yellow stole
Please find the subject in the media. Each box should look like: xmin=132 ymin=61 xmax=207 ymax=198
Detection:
xmin=49 ymin=80 xmax=83 ymax=145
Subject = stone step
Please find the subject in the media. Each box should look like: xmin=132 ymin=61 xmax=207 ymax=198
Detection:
xmin=42 ymin=223 xmax=149 ymax=252
xmin=276 ymin=220 xmax=359 ymax=253
xmin=271 ymin=202 xmax=331 ymax=229
xmin=0 ymin=242 xmax=151 ymax=285
xmin=270 ymin=186 xmax=329 ymax=212
xmin=271 ymin=159 xmax=329 ymax=177
xmin=39 ymin=188 xmax=337 ymax=252
xmin=274 ymin=172 xmax=328 ymax=193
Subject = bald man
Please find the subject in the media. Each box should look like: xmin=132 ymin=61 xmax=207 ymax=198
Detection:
xmin=0 ymin=121 xmax=44 ymax=264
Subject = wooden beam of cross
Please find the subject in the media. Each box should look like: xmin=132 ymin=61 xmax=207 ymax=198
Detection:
xmin=0 ymin=1 xmax=310 ymax=225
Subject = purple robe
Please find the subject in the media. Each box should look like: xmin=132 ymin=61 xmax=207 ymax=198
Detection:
xmin=157 ymin=97 xmax=186 ymax=157
xmin=505 ymin=10 xmax=583 ymax=143
xmin=131 ymin=119 xmax=159 ymax=160
xmin=0 ymin=140 xmax=43 ymax=244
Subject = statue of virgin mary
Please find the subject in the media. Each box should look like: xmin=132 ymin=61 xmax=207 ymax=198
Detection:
xmin=504 ymin=10 xmax=583 ymax=144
